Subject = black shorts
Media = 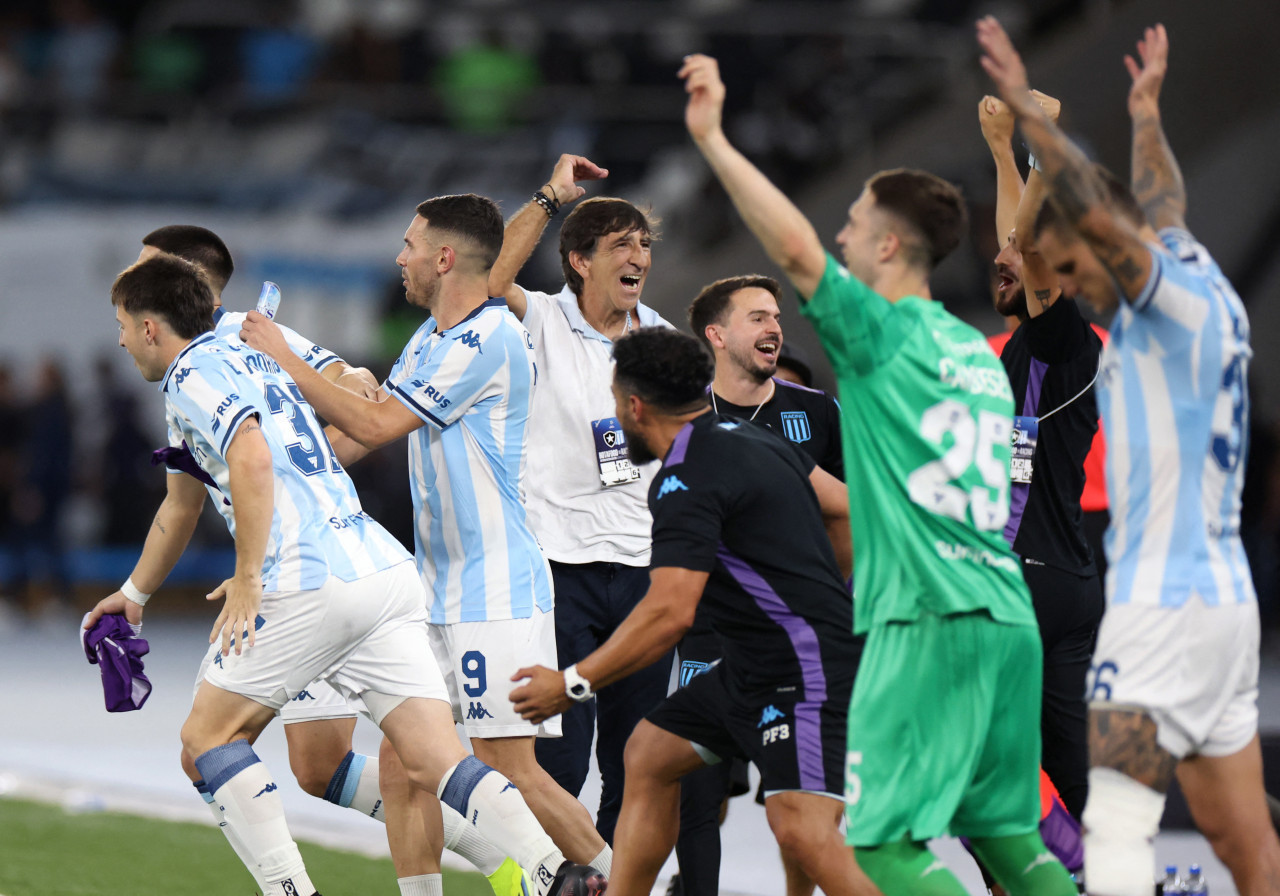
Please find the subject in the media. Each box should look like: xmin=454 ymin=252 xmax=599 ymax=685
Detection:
xmin=647 ymin=662 xmax=848 ymax=798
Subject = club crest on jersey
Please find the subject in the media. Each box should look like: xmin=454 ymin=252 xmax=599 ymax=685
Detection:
xmin=656 ymin=475 xmax=688 ymax=499
xmin=780 ymin=411 xmax=811 ymax=443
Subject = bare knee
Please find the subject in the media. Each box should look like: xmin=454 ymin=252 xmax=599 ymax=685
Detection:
xmin=179 ymin=745 xmax=200 ymax=783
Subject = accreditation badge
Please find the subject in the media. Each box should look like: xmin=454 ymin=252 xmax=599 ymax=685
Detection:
xmin=1010 ymin=415 xmax=1039 ymax=484
xmin=592 ymin=417 xmax=641 ymax=487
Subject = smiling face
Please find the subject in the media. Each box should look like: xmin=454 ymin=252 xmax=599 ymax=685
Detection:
xmin=1035 ymin=226 xmax=1120 ymax=315
xmin=708 ymin=287 xmax=783 ymax=383
xmin=395 ymin=214 xmax=442 ymax=311
xmin=992 ymin=230 xmax=1026 ymax=317
xmin=573 ymin=227 xmax=651 ymax=314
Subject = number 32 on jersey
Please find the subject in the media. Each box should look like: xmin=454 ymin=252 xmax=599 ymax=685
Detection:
xmin=906 ymin=399 xmax=1011 ymax=532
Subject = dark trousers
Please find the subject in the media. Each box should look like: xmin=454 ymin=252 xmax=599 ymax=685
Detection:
xmin=1024 ymin=560 xmax=1105 ymax=821
xmin=535 ymin=560 xmax=673 ymax=843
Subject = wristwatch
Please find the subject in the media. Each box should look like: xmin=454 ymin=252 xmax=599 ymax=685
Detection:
xmin=563 ymin=664 xmax=594 ymax=702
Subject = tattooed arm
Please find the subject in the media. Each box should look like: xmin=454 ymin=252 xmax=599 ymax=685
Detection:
xmin=1125 ymin=24 xmax=1187 ymax=232
xmin=977 ymin=16 xmax=1154 ymax=303
xmin=978 ymin=95 xmax=1023 ymax=248
xmin=1015 ymin=90 xmax=1063 ymax=319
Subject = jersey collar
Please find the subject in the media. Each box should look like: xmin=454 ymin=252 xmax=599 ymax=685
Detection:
xmin=159 ymin=331 xmax=216 ymax=392
xmin=556 ymin=284 xmax=661 ymax=345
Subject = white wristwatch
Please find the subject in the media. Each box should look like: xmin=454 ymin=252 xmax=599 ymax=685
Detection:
xmin=563 ymin=664 xmax=594 ymax=703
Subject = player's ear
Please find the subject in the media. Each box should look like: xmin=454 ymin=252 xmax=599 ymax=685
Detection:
xmin=568 ymin=250 xmax=591 ymax=281
xmin=628 ymin=392 xmax=646 ymax=424
xmin=703 ymin=324 xmax=725 ymax=350
xmin=438 ymin=245 xmax=456 ymax=274
xmin=878 ymin=230 xmax=900 ymax=264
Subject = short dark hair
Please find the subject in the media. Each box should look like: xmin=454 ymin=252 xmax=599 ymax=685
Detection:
xmin=866 ymin=169 xmax=967 ymax=271
xmin=687 ymin=275 xmax=781 ymax=350
xmin=415 ymin=193 xmax=505 ymax=270
xmin=141 ymin=225 xmax=234 ymax=293
xmin=111 ymin=254 xmax=215 ymax=340
xmin=560 ymin=198 xmax=659 ymax=297
xmin=613 ymin=327 xmax=713 ymax=414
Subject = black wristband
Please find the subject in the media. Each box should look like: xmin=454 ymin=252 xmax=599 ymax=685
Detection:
xmin=532 ymin=189 xmax=559 ymax=218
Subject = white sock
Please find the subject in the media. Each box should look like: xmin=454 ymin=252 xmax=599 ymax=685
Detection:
xmin=589 ymin=845 xmax=612 ymax=877
xmin=442 ymin=800 xmax=508 ymax=875
xmin=437 ymin=756 xmax=564 ymax=896
xmin=398 ymin=872 xmax=443 ymax=896
xmin=195 ymin=742 xmax=315 ymax=896
xmin=323 ymin=750 xmax=386 ymax=822
xmin=196 ymin=780 xmax=268 ymax=890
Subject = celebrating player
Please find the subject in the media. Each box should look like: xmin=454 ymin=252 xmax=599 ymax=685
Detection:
xmin=91 ymin=253 xmax=601 ymax=896
xmin=978 ymin=17 xmax=1280 ymax=895
xmin=510 ymin=326 xmax=875 ymax=896
xmin=680 ymin=52 xmax=1076 ymax=894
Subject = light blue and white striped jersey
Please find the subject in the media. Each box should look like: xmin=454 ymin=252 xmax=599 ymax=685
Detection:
xmin=1098 ymin=228 xmax=1254 ymax=608
xmin=161 ymin=332 xmax=410 ymax=592
xmin=385 ymin=298 xmax=553 ymax=624
xmin=213 ymin=307 xmax=342 ymax=372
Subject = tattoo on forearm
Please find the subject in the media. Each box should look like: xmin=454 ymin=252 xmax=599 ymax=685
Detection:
xmin=1131 ymin=109 xmax=1186 ymax=229
xmin=1034 ymin=289 xmax=1052 ymax=310
xmin=154 ymin=518 xmax=167 ymax=535
xmin=242 ymin=423 xmax=259 ymax=434
xmin=1090 ymin=708 xmax=1178 ymax=791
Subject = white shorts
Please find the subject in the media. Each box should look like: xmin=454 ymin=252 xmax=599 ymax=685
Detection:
xmin=194 ymin=653 xmax=364 ymax=723
xmin=200 ymin=561 xmax=448 ymax=721
xmin=1087 ymin=598 xmax=1259 ymax=759
xmin=430 ymin=604 xmax=562 ymax=739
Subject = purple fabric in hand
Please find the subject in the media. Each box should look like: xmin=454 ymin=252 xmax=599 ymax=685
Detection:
xmin=81 ymin=613 xmax=153 ymax=712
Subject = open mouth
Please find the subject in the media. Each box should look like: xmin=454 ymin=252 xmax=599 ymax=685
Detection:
xmin=996 ymin=270 xmax=1017 ymax=293
xmin=755 ymin=339 xmax=779 ymax=359
xmin=620 ymin=274 xmax=641 ymax=291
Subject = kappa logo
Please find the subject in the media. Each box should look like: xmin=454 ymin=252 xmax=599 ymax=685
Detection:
xmin=758 ymin=705 xmax=785 ymax=728
xmin=254 ymin=783 xmax=278 ymax=798
xmin=291 ymin=690 xmax=315 ymax=702
xmin=454 ymin=330 xmax=483 ymax=352
xmin=656 ymin=475 xmax=688 ymax=499
xmin=466 ymin=702 xmax=494 ymax=720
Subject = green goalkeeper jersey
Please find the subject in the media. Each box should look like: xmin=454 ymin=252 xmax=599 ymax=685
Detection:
xmin=801 ymin=254 xmax=1036 ymax=634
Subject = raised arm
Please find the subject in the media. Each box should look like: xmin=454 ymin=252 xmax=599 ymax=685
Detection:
xmin=487 ymin=153 xmax=609 ymax=320
xmin=1015 ymin=91 xmax=1064 ymax=318
xmin=680 ymin=54 xmax=827 ymax=298
xmin=977 ymin=17 xmax=1153 ymax=303
xmin=1125 ymin=24 xmax=1187 ymax=232
xmin=83 ymin=466 xmax=207 ymax=629
xmin=810 ymin=465 xmax=852 ymax=581
xmin=979 ymin=95 xmax=1024 ymax=248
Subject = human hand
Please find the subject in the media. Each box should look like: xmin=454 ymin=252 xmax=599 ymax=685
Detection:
xmin=509 ymin=665 xmax=572 ymax=723
xmin=976 ymin=17 xmax=1036 ymax=118
xmin=978 ymin=95 xmax=1016 ymax=148
xmin=239 ymin=311 xmax=290 ymax=361
xmin=545 ymin=154 xmax=609 ymax=207
xmin=1124 ymin=24 xmax=1168 ymax=116
xmin=679 ymin=53 xmax=726 ymax=144
xmin=83 ymin=591 xmax=144 ymax=629
xmin=1030 ymin=89 xmax=1061 ymax=123
xmin=207 ymin=574 xmax=262 ymax=656
xmin=336 ymin=366 xmax=380 ymax=400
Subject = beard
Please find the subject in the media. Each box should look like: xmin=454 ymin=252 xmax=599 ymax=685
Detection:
xmin=724 ymin=342 xmax=777 ymax=383
xmin=993 ymin=282 xmax=1025 ymax=318
xmin=622 ymin=424 xmax=658 ymax=465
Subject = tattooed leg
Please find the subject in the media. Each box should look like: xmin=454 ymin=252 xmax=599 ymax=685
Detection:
xmin=1088 ymin=707 xmax=1176 ymax=791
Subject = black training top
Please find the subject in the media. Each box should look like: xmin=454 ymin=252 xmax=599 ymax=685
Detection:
xmin=712 ymin=377 xmax=844 ymax=481
xmin=649 ymin=412 xmax=859 ymax=701
xmin=1000 ymin=298 xmax=1102 ymax=576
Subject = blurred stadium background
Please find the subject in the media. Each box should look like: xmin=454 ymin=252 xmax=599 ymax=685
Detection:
xmin=0 ymin=1 xmax=1276 ymax=890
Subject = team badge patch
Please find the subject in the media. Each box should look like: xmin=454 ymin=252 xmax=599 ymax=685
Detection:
xmin=780 ymin=411 xmax=811 ymax=443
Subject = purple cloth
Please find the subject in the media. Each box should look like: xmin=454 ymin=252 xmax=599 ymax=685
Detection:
xmin=151 ymin=441 xmax=229 ymax=504
xmin=81 ymin=613 xmax=152 ymax=712
xmin=1039 ymin=795 xmax=1084 ymax=872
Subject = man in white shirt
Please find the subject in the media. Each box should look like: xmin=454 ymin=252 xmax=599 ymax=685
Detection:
xmin=488 ymin=155 xmax=675 ymax=843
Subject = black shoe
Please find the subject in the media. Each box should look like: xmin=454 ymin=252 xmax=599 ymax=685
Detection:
xmin=546 ymin=861 xmax=607 ymax=896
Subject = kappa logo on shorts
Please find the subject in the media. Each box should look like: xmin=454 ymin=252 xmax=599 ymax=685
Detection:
xmin=656 ymin=475 xmax=689 ymax=499
xmin=466 ymin=701 xmax=494 ymax=720
xmin=291 ymin=690 xmax=315 ymax=702
xmin=758 ymin=705 xmax=786 ymax=728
